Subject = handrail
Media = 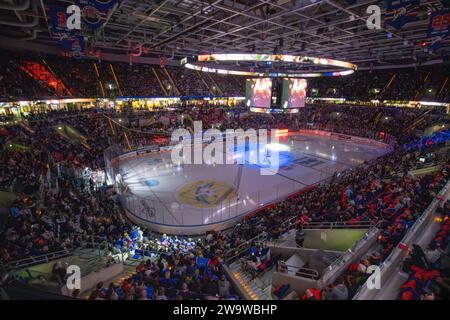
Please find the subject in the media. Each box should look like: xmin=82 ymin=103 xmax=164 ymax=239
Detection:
xmin=319 ymin=221 xmax=381 ymax=286
xmin=162 ymin=67 xmax=181 ymax=96
xmin=15 ymin=269 xmax=56 ymax=284
xmin=5 ymin=249 xmax=73 ymax=271
xmin=4 ymin=234 xmax=110 ymax=271
xmin=224 ymin=233 xmax=268 ymax=263
xmin=277 ymin=260 xmax=320 ymax=280
xmin=302 ymin=221 xmax=373 ymax=230
xmin=279 ymin=216 xmax=298 ymax=230
xmin=408 ymin=164 xmax=444 ymax=178
xmin=151 ymin=67 xmax=168 ymax=96
xmin=295 ymin=269 xmax=320 ymax=280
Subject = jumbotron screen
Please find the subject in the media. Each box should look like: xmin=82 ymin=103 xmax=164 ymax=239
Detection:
xmin=281 ymin=78 xmax=307 ymax=109
xmin=245 ymin=78 xmax=272 ymax=108
xmin=246 ymin=78 xmax=307 ymax=110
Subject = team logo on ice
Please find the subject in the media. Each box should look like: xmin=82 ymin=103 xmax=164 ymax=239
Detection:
xmin=176 ymin=180 xmax=236 ymax=208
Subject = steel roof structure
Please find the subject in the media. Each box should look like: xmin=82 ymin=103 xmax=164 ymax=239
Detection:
xmin=0 ymin=0 xmax=449 ymax=69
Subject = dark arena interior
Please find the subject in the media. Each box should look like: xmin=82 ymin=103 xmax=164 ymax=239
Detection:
xmin=0 ymin=0 xmax=450 ymax=309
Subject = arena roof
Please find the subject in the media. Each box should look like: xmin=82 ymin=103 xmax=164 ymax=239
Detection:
xmin=0 ymin=0 xmax=449 ymax=69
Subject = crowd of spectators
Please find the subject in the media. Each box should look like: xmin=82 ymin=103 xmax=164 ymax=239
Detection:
xmin=0 ymin=53 xmax=54 ymax=100
xmin=316 ymin=167 xmax=449 ymax=300
xmin=399 ymin=200 xmax=450 ymax=300
xmin=0 ymin=52 xmax=449 ymax=101
xmin=111 ymin=63 xmax=161 ymax=97
xmin=0 ymin=112 xmax=118 ymax=262
xmin=84 ymin=232 xmax=234 ymax=300
xmin=307 ymin=66 xmax=449 ymax=102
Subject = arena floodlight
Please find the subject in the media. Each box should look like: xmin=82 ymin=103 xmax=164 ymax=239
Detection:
xmin=181 ymin=53 xmax=357 ymax=78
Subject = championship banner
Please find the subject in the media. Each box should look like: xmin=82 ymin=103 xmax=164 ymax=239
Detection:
xmin=386 ymin=0 xmax=420 ymax=30
xmin=75 ymin=0 xmax=118 ymax=30
xmin=427 ymin=9 xmax=450 ymax=51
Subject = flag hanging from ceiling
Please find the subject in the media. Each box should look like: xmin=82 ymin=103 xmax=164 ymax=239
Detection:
xmin=427 ymin=9 xmax=450 ymax=51
xmin=82 ymin=0 xmax=118 ymax=11
xmin=60 ymin=35 xmax=86 ymax=59
xmin=50 ymin=6 xmax=85 ymax=58
xmin=50 ymin=6 xmax=74 ymax=36
xmin=386 ymin=0 xmax=421 ymax=30
xmin=75 ymin=0 xmax=118 ymax=30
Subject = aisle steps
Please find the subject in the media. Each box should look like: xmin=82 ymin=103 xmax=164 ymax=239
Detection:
xmin=228 ymin=261 xmax=271 ymax=300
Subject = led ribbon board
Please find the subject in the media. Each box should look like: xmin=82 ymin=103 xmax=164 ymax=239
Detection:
xmin=181 ymin=54 xmax=357 ymax=78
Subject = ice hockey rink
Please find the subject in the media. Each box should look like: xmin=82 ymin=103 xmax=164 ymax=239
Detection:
xmin=116 ymin=130 xmax=391 ymax=234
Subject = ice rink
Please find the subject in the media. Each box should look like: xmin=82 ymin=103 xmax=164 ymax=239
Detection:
xmin=117 ymin=131 xmax=390 ymax=234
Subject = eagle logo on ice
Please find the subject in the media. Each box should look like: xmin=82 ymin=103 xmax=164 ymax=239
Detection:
xmin=176 ymin=180 xmax=236 ymax=208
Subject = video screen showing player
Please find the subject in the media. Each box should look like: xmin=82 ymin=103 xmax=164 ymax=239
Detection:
xmin=281 ymin=78 xmax=307 ymax=108
xmin=245 ymin=78 xmax=272 ymax=108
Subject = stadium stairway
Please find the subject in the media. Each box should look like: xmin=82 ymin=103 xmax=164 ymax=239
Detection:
xmin=54 ymin=124 xmax=91 ymax=149
xmin=152 ymin=67 xmax=168 ymax=96
xmin=75 ymin=249 xmax=142 ymax=299
xmin=18 ymin=121 xmax=34 ymax=134
xmin=5 ymin=247 xmax=106 ymax=297
xmin=78 ymin=262 xmax=137 ymax=299
xmin=161 ymin=67 xmax=181 ymax=96
xmin=227 ymin=261 xmax=272 ymax=300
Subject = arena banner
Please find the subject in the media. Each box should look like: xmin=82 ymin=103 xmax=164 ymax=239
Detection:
xmin=51 ymin=6 xmax=86 ymax=58
xmin=77 ymin=0 xmax=118 ymax=11
xmin=75 ymin=0 xmax=118 ymax=29
xmin=50 ymin=6 xmax=73 ymax=36
xmin=386 ymin=0 xmax=420 ymax=30
xmin=60 ymin=34 xmax=86 ymax=59
xmin=427 ymin=9 xmax=450 ymax=51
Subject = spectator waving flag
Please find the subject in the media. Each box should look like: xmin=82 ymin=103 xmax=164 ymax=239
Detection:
xmin=386 ymin=0 xmax=421 ymax=30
